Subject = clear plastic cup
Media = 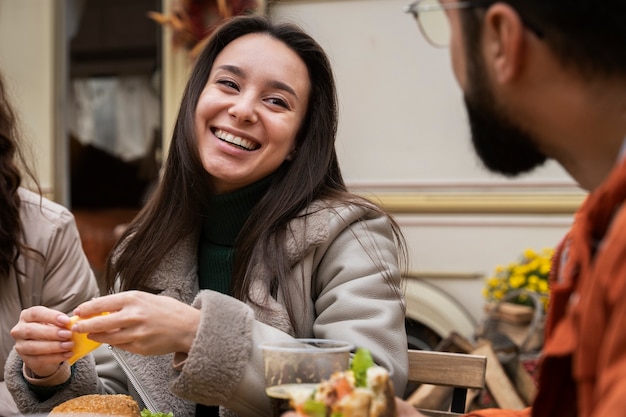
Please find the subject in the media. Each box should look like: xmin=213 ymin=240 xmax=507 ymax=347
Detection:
xmin=260 ymin=338 xmax=354 ymax=417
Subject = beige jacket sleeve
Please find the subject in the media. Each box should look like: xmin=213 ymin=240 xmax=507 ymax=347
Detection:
xmin=2 ymin=189 xmax=99 ymax=416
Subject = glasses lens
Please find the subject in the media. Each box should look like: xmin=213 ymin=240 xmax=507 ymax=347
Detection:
xmin=418 ymin=0 xmax=451 ymax=47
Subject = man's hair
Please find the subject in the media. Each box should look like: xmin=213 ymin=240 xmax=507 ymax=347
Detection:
xmin=473 ymin=0 xmax=626 ymax=78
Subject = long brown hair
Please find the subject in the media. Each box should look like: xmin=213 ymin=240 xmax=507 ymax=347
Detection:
xmin=104 ymin=15 xmax=406 ymax=328
xmin=0 ymin=73 xmax=42 ymax=278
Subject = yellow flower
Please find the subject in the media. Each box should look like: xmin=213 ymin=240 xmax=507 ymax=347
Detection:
xmin=487 ymin=277 xmax=500 ymax=288
xmin=509 ymin=274 xmax=526 ymax=288
xmin=523 ymin=248 xmax=537 ymax=259
xmin=513 ymin=264 xmax=529 ymax=275
xmin=483 ymin=247 xmax=553 ymax=311
xmin=528 ymin=259 xmax=541 ymax=271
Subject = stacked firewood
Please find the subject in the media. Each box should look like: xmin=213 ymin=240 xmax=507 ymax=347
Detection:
xmin=406 ymin=302 xmax=542 ymax=412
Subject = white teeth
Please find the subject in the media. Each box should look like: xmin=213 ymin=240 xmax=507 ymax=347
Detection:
xmin=214 ymin=129 xmax=257 ymax=151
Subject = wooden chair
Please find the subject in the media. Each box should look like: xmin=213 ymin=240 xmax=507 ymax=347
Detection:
xmin=407 ymin=349 xmax=487 ymax=417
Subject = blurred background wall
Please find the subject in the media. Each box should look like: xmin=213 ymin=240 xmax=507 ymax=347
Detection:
xmin=0 ymin=0 xmax=56 ymax=194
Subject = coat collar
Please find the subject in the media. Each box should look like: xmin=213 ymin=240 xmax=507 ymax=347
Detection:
xmin=142 ymin=200 xmax=334 ymax=302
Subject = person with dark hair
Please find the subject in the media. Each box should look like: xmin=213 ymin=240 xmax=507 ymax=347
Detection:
xmin=382 ymin=0 xmax=626 ymax=416
xmin=6 ymin=14 xmax=409 ymax=417
xmin=0 ymin=72 xmax=99 ymax=415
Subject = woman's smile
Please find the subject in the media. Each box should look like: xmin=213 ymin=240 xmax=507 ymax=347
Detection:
xmin=212 ymin=128 xmax=260 ymax=152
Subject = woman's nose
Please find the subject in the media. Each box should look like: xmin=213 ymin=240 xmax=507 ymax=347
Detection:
xmin=228 ymin=95 xmax=258 ymax=123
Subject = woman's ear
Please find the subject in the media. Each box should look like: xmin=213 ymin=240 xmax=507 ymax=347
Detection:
xmin=286 ymin=148 xmax=296 ymax=161
xmin=482 ymin=3 xmax=526 ymax=84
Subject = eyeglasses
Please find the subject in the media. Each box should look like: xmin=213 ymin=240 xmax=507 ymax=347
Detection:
xmin=405 ymin=0 xmax=544 ymax=48
xmin=404 ymin=0 xmax=476 ymax=48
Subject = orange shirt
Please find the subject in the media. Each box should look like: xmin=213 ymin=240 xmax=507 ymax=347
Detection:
xmin=468 ymin=157 xmax=626 ymax=417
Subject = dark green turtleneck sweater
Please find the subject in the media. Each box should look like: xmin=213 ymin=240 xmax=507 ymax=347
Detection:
xmin=196 ymin=176 xmax=272 ymax=417
xmin=197 ymin=174 xmax=273 ymax=294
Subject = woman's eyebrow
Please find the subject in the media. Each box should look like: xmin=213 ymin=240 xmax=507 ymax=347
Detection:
xmin=216 ymin=64 xmax=244 ymax=77
xmin=216 ymin=64 xmax=298 ymax=98
xmin=267 ymin=80 xmax=298 ymax=99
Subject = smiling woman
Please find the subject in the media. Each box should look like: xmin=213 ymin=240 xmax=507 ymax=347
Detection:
xmin=194 ymin=32 xmax=309 ymax=193
xmin=6 ymin=14 xmax=409 ymax=417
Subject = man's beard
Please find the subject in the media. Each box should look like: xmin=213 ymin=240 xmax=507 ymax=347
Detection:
xmin=463 ymin=51 xmax=547 ymax=177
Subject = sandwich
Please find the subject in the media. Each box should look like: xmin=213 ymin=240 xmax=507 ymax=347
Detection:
xmin=48 ymin=394 xmax=173 ymax=417
xmin=49 ymin=394 xmax=141 ymax=417
xmin=289 ymin=348 xmax=397 ymax=417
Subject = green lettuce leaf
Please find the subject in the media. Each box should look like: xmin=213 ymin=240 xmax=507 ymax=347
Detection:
xmin=140 ymin=409 xmax=173 ymax=417
xmin=350 ymin=347 xmax=374 ymax=387
xmin=302 ymin=398 xmax=327 ymax=417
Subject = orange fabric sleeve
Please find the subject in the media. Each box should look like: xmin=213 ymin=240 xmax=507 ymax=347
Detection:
xmin=465 ymin=407 xmax=532 ymax=417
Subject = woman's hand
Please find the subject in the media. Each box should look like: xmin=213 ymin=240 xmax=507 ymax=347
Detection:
xmin=10 ymin=306 xmax=73 ymax=377
xmin=71 ymin=290 xmax=201 ymax=356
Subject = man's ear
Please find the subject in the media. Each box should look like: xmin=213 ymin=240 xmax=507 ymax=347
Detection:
xmin=482 ymin=3 xmax=526 ymax=84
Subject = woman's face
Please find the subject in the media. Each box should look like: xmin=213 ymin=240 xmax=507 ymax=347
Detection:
xmin=195 ymin=33 xmax=311 ymax=194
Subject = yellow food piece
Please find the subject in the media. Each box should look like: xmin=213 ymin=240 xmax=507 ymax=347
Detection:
xmin=66 ymin=312 xmax=108 ymax=365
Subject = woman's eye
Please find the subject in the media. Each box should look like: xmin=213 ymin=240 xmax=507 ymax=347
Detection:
xmin=217 ymin=79 xmax=239 ymax=90
xmin=266 ymin=97 xmax=289 ymax=109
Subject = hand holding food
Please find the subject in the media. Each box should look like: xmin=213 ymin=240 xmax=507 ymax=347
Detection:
xmin=71 ymin=291 xmax=200 ymax=356
xmin=10 ymin=306 xmax=75 ymax=377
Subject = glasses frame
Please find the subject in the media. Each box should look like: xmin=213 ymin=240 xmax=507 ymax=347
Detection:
xmin=404 ymin=0 xmax=476 ymax=48
xmin=405 ymin=0 xmax=543 ymax=48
